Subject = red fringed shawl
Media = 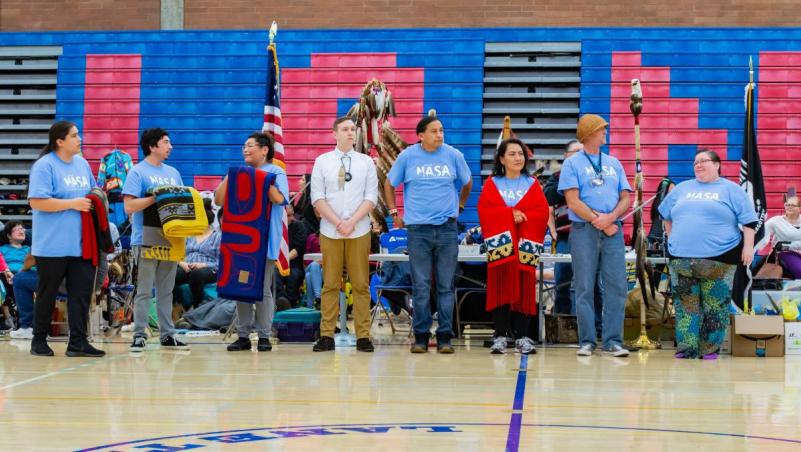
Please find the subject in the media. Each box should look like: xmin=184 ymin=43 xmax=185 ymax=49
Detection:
xmin=477 ymin=177 xmax=549 ymax=315
xmin=81 ymin=188 xmax=115 ymax=266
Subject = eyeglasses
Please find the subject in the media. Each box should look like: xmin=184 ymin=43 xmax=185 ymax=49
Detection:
xmin=693 ymin=159 xmax=713 ymax=166
xmin=242 ymin=142 xmax=260 ymax=150
xmin=785 ymin=203 xmax=800 ymax=208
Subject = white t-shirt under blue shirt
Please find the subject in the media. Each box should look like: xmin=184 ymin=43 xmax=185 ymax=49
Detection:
xmin=259 ymin=163 xmax=289 ymax=261
xmin=387 ymin=143 xmax=471 ymax=225
xmin=492 ymin=175 xmax=535 ymax=207
xmin=557 ymin=150 xmax=632 ymax=223
xmin=121 ymin=159 xmax=183 ymax=246
xmin=28 ymin=152 xmax=96 ymax=257
xmin=658 ymin=177 xmax=758 ymax=258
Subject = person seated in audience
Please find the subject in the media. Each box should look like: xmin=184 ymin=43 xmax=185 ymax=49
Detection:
xmin=174 ymin=200 xmax=220 ymax=309
xmin=300 ymin=228 xmax=322 ymax=309
xmin=756 ymin=195 xmax=801 ymax=278
xmin=0 ymin=221 xmax=30 ymax=318
xmin=9 ymin=254 xmax=37 ymax=339
xmin=294 ymin=173 xmax=320 ymax=234
xmin=275 ymin=204 xmax=309 ymax=307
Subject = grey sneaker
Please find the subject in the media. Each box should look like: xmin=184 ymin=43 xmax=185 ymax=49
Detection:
xmin=604 ymin=344 xmax=630 ymax=357
xmin=490 ymin=336 xmax=507 ymax=354
xmin=515 ymin=337 xmax=537 ymax=355
xmin=130 ymin=336 xmax=146 ymax=353
xmin=576 ymin=344 xmax=595 ymax=356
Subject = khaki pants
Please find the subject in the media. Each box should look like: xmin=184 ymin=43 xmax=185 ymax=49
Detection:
xmin=319 ymin=232 xmax=372 ymax=338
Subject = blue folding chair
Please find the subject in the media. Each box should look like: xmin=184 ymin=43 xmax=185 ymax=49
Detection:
xmin=370 ymin=229 xmax=413 ymax=334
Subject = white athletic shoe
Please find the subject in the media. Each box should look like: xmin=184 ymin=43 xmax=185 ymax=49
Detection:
xmin=9 ymin=327 xmax=33 ymax=339
xmin=515 ymin=337 xmax=537 ymax=355
xmin=576 ymin=344 xmax=595 ymax=356
xmin=490 ymin=336 xmax=507 ymax=354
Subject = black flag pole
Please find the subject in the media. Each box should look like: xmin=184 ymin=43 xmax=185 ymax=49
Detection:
xmin=736 ymin=56 xmax=768 ymax=314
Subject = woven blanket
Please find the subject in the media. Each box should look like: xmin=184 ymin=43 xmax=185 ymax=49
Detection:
xmin=217 ymin=166 xmax=276 ymax=302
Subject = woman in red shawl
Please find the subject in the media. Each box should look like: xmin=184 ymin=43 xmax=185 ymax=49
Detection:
xmin=478 ymin=138 xmax=549 ymax=354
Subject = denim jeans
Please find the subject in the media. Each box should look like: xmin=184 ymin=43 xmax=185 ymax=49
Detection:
xmin=569 ymin=221 xmax=627 ymax=349
xmin=12 ymin=269 xmax=38 ymax=329
xmin=304 ymin=261 xmax=323 ymax=308
xmin=407 ymin=221 xmax=458 ymax=340
xmin=554 ymin=237 xmax=604 ymax=335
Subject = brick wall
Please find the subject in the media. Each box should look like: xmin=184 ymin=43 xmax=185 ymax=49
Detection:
xmin=181 ymin=0 xmax=801 ymax=29
xmin=0 ymin=0 xmax=160 ymax=31
xmin=2 ymin=0 xmax=801 ymax=31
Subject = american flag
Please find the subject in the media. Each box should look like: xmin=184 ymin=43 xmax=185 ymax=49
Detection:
xmin=263 ymin=41 xmax=290 ymax=277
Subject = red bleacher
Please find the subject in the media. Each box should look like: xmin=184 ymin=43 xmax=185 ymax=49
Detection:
xmin=81 ymin=54 xmax=142 ymax=174
xmin=609 ymin=51 xmax=801 ymax=238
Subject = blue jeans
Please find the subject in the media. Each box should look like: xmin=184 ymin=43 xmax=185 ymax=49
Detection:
xmin=12 ymin=270 xmax=38 ymax=329
xmin=407 ymin=221 xmax=458 ymax=340
xmin=569 ymin=221 xmax=627 ymax=349
xmin=304 ymin=261 xmax=323 ymax=308
xmin=554 ymin=237 xmax=604 ymax=335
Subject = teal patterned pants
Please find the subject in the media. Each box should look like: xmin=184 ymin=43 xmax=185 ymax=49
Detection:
xmin=669 ymin=258 xmax=736 ymax=357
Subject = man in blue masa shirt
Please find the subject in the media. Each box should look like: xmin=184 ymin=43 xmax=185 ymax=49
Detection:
xmin=558 ymin=114 xmax=631 ymax=358
xmin=383 ymin=116 xmax=472 ymax=354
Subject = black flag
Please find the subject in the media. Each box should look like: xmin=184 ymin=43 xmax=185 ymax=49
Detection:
xmin=732 ymin=78 xmax=768 ymax=309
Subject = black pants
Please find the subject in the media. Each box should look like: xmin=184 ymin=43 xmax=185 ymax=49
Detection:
xmin=275 ymin=266 xmax=305 ymax=305
xmin=174 ymin=266 xmax=217 ymax=308
xmin=33 ymin=256 xmax=96 ymax=346
xmin=492 ymin=304 xmax=533 ymax=339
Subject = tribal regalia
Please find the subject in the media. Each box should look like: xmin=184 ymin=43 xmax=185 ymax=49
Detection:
xmin=477 ymin=177 xmax=549 ymax=315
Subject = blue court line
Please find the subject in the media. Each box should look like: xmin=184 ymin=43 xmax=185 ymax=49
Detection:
xmin=76 ymin=421 xmax=801 ymax=451
xmin=505 ymin=354 xmax=529 ymax=452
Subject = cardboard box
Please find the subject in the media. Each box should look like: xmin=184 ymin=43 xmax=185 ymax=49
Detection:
xmin=545 ymin=314 xmax=578 ymax=344
xmin=732 ymin=315 xmax=785 ymax=357
xmin=785 ymin=322 xmax=801 ymax=355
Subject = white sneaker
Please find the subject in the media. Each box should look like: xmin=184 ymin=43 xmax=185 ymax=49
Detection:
xmin=9 ymin=327 xmax=33 ymax=339
xmin=515 ymin=337 xmax=537 ymax=355
xmin=576 ymin=344 xmax=595 ymax=356
xmin=490 ymin=336 xmax=507 ymax=354
xmin=603 ymin=344 xmax=630 ymax=357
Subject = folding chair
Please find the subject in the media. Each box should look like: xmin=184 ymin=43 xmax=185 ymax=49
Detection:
xmin=370 ymin=229 xmax=413 ymax=335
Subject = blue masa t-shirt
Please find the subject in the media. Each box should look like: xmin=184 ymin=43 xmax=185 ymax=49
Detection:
xmin=28 ymin=152 xmax=96 ymax=257
xmin=121 ymin=159 xmax=183 ymax=246
xmin=258 ymin=163 xmax=289 ymax=261
xmin=658 ymin=177 xmax=758 ymax=258
xmin=387 ymin=143 xmax=471 ymax=225
xmin=492 ymin=175 xmax=535 ymax=207
xmin=557 ymin=150 xmax=632 ymax=223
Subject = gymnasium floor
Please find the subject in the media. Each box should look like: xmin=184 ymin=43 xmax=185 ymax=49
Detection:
xmin=1 ymin=327 xmax=800 ymax=452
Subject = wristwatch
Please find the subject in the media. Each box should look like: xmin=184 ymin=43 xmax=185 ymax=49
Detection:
xmin=389 ymin=208 xmax=398 ymax=216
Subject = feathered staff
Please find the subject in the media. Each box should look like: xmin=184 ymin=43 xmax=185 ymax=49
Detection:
xmin=628 ymin=79 xmax=658 ymax=350
xmin=346 ymin=79 xmax=405 ymax=231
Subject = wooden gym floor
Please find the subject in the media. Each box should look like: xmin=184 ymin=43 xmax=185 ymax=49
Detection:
xmin=0 ymin=328 xmax=800 ymax=452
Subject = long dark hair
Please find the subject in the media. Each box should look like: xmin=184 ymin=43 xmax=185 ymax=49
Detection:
xmin=248 ymin=131 xmax=275 ymax=162
xmin=492 ymin=138 xmax=530 ymax=177
xmin=39 ymin=120 xmax=76 ymax=158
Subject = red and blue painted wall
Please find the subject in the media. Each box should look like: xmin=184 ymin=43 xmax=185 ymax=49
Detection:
xmin=1 ymin=28 xmax=800 ymax=225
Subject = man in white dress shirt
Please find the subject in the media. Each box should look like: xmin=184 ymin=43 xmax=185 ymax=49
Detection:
xmin=310 ymin=117 xmax=379 ymax=352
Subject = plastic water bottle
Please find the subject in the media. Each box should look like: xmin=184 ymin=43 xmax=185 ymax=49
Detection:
xmin=543 ymin=233 xmax=553 ymax=255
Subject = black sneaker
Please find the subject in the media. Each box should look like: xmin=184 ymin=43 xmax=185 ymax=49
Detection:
xmin=161 ymin=336 xmax=190 ymax=350
xmin=130 ymin=336 xmax=146 ymax=353
xmin=257 ymin=338 xmax=272 ymax=352
xmin=356 ymin=338 xmax=374 ymax=352
xmin=312 ymin=336 xmax=335 ymax=352
xmin=227 ymin=337 xmax=252 ymax=351
xmin=30 ymin=341 xmax=54 ymax=357
xmin=66 ymin=343 xmax=106 ymax=357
